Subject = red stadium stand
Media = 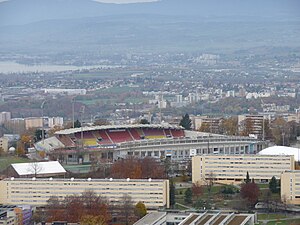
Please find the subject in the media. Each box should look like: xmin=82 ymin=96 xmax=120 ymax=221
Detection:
xmin=170 ymin=129 xmax=185 ymax=138
xmin=96 ymin=130 xmax=113 ymax=144
xmin=107 ymin=129 xmax=133 ymax=143
xmin=143 ymin=128 xmax=165 ymax=138
xmin=58 ymin=135 xmax=75 ymax=147
xmin=129 ymin=129 xmax=142 ymax=140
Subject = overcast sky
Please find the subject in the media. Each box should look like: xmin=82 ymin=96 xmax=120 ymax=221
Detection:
xmin=0 ymin=0 xmax=159 ymax=3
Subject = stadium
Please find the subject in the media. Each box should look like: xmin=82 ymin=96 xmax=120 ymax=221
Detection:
xmin=35 ymin=124 xmax=263 ymax=164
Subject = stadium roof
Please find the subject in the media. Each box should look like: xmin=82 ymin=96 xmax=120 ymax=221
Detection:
xmin=258 ymin=146 xmax=300 ymax=161
xmin=11 ymin=161 xmax=66 ymax=176
xmin=55 ymin=124 xmax=184 ymax=135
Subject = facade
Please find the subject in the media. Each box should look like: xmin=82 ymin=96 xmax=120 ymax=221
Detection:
xmin=35 ymin=124 xmax=264 ymax=164
xmin=192 ymin=155 xmax=294 ymax=185
xmin=193 ymin=116 xmax=223 ymax=132
xmin=134 ymin=211 xmax=257 ymax=225
xmin=281 ymin=170 xmax=300 ymax=205
xmin=0 ymin=137 xmax=9 ymax=152
xmin=43 ymin=89 xmax=86 ymax=96
xmin=0 ymin=112 xmax=11 ymax=125
xmin=0 ymin=178 xmax=169 ymax=209
xmin=0 ymin=210 xmax=16 ymax=225
xmin=238 ymin=114 xmax=265 ymax=139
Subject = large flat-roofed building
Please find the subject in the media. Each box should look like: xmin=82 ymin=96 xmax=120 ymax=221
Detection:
xmin=134 ymin=211 xmax=257 ymax=225
xmin=281 ymin=170 xmax=300 ymax=205
xmin=192 ymin=155 xmax=294 ymax=185
xmin=0 ymin=178 xmax=169 ymax=209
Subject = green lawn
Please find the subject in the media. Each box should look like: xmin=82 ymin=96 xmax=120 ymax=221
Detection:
xmin=258 ymin=214 xmax=287 ymax=220
xmin=265 ymin=219 xmax=300 ymax=225
xmin=0 ymin=156 xmax=32 ymax=172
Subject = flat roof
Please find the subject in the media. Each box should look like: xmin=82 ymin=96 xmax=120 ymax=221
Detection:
xmin=55 ymin=124 xmax=184 ymax=135
xmin=4 ymin=178 xmax=167 ymax=182
xmin=11 ymin=161 xmax=66 ymax=176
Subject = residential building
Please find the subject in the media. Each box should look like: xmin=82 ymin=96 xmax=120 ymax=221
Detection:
xmin=281 ymin=170 xmax=300 ymax=205
xmin=238 ymin=114 xmax=265 ymax=138
xmin=0 ymin=178 xmax=169 ymax=209
xmin=193 ymin=116 xmax=223 ymax=132
xmin=192 ymin=155 xmax=294 ymax=185
xmin=0 ymin=137 xmax=9 ymax=152
xmin=0 ymin=112 xmax=11 ymax=125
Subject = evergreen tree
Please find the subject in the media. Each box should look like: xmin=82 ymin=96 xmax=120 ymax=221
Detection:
xmin=245 ymin=171 xmax=251 ymax=183
xmin=269 ymin=176 xmax=279 ymax=193
xmin=74 ymin=119 xmax=81 ymax=128
xmin=140 ymin=119 xmax=150 ymax=124
xmin=169 ymin=180 xmax=176 ymax=208
xmin=179 ymin=113 xmax=192 ymax=130
xmin=184 ymin=188 xmax=193 ymax=204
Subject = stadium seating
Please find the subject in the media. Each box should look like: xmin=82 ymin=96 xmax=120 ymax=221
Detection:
xmin=107 ymin=130 xmax=133 ymax=143
xmin=164 ymin=129 xmax=172 ymax=137
xmin=83 ymin=139 xmax=98 ymax=147
xmin=143 ymin=128 xmax=165 ymax=138
xmin=58 ymin=135 xmax=75 ymax=147
xmin=171 ymin=129 xmax=185 ymax=138
xmin=129 ymin=129 xmax=142 ymax=140
xmin=95 ymin=130 xmax=113 ymax=144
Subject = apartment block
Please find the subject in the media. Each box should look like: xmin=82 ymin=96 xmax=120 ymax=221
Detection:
xmin=281 ymin=170 xmax=300 ymax=205
xmin=192 ymin=155 xmax=294 ymax=185
xmin=0 ymin=178 xmax=169 ymax=209
xmin=0 ymin=137 xmax=9 ymax=152
xmin=0 ymin=112 xmax=11 ymax=125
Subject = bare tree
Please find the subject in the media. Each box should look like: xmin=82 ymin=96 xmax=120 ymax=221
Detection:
xmin=27 ymin=162 xmax=43 ymax=177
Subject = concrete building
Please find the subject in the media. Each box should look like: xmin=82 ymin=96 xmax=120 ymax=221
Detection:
xmin=0 ymin=209 xmax=16 ymax=225
xmin=281 ymin=170 xmax=300 ymax=205
xmin=238 ymin=114 xmax=265 ymax=139
xmin=43 ymin=89 xmax=86 ymax=96
xmin=0 ymin=112 xmax=11 ymax=125
xmin=0 ymin=178 xmax=169 ymax=209
xmin=192 ymin=155 xmax=294 ymax=185
xmin=0 ymin=137 xmax=9 ymax=152
xmin=134 ymin=211 xmax=257 ymax=225
xmin=193 ymin=116 xmax=223 ymax=133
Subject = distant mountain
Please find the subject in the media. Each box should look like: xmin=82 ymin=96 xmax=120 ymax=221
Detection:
xmin=0 ymin=0 xmax=299 ymax=26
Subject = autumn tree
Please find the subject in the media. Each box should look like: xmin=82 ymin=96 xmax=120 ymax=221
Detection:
xmin=241 ymin=118 xmax=254 ymax=136
xmin=111 ymin=157 xmax=165 ymax=179
xmin=134 ymin=202 xmax=147 ymax=219
xmin=118 ymin=194 xmax=136 ymax=225
xmin=80 ymin=215 xmax=107 ymax=225
xmin=192 ymin=182 xmax=203 ymax=199
xmin=199 ymin=122 xmax=211 ymax=133
xmin=179 ymin=113 xmax=192 ymax=130
xmin=221 ymin=117 xmax=238 ymax=135
xmin=240 ymin=181 xmax=260 ymax=208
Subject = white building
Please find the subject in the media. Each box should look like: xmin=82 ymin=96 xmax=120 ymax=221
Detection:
xmin=0 ymin=112 xmax=11 ymax=125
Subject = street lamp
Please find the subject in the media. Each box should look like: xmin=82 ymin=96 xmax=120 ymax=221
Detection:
xmin=41 ymin=100 xmax=47 ymax=144
xmin=79 ymin=106 xmax=85 ymax=149
xmin=71 ymin=97 xmax=76 ymax=128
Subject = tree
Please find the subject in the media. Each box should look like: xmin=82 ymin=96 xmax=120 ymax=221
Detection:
xmin=118 ymin=194 xmax=136 ymax=225
xmin=74 ymin=119 xmax=81 ymax=128
xmin=27 ymin=162 xmax=43 ymax=177
xmin=140 ymin=119 xmax=150 ymax=124
xmin=80 ymin=215 xmax=107 ymax=225
xmin=184 ymin=188 xmax=193 ymax=204
xmin=192 ymin=182 xmax=203 ymax=199
xmin=241 ymin=118 xmax=254 ymax=136
xmin=221 ymin=117 xmax=238 ymax=135
xmin=179 ymin=114 xmax=192 ymax=130
xmin=169 ymin=180 xmax=176 ymax=208
xmin=193 ymin=198 xmax=211 ymax=210
xmin=269 ymin=176 xmax=279 ymax=194
xmin=245 ymin=171 xmax=251 ymax=184
xmin=240 ymin=181 xmax=260 ymax=208
xmin=134 ymin=202 xmax=147 ymax=219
